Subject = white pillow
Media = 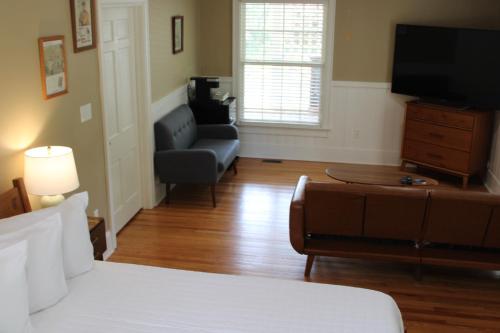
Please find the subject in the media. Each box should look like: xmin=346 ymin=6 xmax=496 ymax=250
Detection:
xmin=0 ymin=192 xmax=94 ymax=279
xmin=0 ymin=214 xmax=68 ymax=314
xmin=0 ymin=241 xmax=32 ymax=333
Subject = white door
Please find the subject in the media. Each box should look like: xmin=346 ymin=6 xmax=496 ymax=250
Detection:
xmin=100 ymin=7 xmax=142 ymax=232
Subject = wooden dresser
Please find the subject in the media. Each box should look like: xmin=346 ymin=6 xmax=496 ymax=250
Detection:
xmin=401 ymin=101 xmax=494 ymax=188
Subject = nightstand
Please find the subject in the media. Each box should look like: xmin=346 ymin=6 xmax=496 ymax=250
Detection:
xmin=87 ymin=217 xmax=107 ymax=261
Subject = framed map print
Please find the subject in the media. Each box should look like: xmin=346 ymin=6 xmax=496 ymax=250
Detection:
xmin=172 ymin=16 xmax=184 ymax=54
xmin=70 ymin=0 xmax=97 ymax=52
xmin=38 ymin=36 xmax=68 ymax=99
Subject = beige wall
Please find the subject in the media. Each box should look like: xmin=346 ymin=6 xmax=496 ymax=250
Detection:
xmin=150 ymin=0 xmax=201 ymax=101
xmin=198 ymin=0 xmax=233 ymax=77
xmin=199 ymin=0 xmax=500 ymax=81
xmin=0 ymin=0 xmax=108 ymax=217
xmin=334 ymin=0 xmax=500 ymax=82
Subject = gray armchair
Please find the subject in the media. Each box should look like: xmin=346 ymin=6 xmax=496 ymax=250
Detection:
xmin=154 ymin=105 xmax=240 ymax=207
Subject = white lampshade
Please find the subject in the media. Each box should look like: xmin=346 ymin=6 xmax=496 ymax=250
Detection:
xmin=24 ymin=146 xmax=80 ymax=196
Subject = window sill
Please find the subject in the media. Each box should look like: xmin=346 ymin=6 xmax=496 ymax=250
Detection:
xmin=237 ymin=121 xmax=330 ymax=138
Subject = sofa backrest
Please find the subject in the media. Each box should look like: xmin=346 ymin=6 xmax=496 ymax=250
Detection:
xmin=304 ymin=182 xmax=428 ymax=241
xmin=154 ymin=104 xmax=197 ymax=151
xmin=423 ymin=190 xmax=500 ymax=248
xmin=301 ymin=180 xmax=500 ymax=248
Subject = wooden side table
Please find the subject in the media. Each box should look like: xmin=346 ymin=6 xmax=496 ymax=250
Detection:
xmin=87 ymin=217 xmax=107 ymax=261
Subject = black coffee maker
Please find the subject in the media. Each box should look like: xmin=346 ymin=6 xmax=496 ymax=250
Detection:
xmin=188 ymin=77 xmax=236 ymax=125
xmin=188 ymin=77 xmax=220 ymax=103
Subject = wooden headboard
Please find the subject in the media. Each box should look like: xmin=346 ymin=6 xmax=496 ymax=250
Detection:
xmin=0 ymin=178 xmax=32 ymax=219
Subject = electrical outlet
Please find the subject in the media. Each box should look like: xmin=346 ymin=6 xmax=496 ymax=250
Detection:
xmin=80 ymin=103 xmax=92 ymax=123
xmin=93 ymin=209 xmax=99 ymax=217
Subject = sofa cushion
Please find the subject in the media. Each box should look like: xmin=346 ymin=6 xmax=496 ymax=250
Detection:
xmin=191 ymin=139 xmax=240 ymax=172
xmin=154 ymin=105 xmax=197 ymax=151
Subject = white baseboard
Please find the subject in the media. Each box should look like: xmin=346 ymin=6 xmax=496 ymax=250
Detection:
xmin=485 ymin=168 xmax=500 ymax=194
xmin=240 ymin=142 xmax=401 ymax=166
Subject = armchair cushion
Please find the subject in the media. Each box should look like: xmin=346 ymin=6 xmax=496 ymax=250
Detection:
xmin=191 ymin=139 xmax=240 ymax=172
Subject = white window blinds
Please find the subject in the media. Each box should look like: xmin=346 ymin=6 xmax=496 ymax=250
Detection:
xmin=238 ymin=1 xmax=327 ymax=125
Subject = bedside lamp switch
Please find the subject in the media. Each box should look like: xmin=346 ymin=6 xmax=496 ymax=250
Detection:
xmin=80 ymin=103 xmax=92 ymax=123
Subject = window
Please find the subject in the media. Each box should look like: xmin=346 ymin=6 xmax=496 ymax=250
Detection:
xmin=236 ymin=0 xmax=330 ymax=126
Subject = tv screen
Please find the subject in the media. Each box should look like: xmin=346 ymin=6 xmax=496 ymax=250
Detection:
xmin=391 ymin=24 xmax=500 ymax=109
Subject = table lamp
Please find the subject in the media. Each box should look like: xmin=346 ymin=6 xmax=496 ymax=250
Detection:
xmin=24 ymin=146 xmax=80 ymax=208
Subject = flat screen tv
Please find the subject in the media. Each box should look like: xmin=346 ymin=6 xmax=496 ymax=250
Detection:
xmin=391 ymin=24 xmax=500 ymax=109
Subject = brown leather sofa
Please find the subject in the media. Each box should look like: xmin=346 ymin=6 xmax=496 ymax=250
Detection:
xmin=290 ymin=176 xmax=500 ymax=277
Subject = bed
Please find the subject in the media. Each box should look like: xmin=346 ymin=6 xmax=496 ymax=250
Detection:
xmin=1 ymin=178 xmax=404 ymax=333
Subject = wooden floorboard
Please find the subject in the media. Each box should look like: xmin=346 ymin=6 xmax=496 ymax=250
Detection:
xmin=110 ymin=158 xmax=500 ymax=333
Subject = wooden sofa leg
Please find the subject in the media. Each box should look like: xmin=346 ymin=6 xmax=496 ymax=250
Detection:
xmin=305 ymin=255 xmax=315 ymax=277
xmin=165 ymin=182 xmax=171 ymax=205
xmin=211 ymin=184 xmax=217 ymax=208
xmin=233 ymin=162 xmax=238 ymax=175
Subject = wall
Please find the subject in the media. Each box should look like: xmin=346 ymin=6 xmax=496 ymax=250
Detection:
xmin=199 ymin=0 xmax=500 ymax=81
xmin=486 ymin=113 xmax=500 ymax=193
xmin=198 ymin=0 xmax=233 ymax=77
xmin=226 ymin=80 xmax=410 ymax=166
xmin=0 ymin=0 xmax=108 ymax=217
xmin=149 ymin=0 xmax=202 ymax=204
xmin=195 ymin=0 xmax=500 ymax=172
xmin=150 ymin=0 xmax=201 ymax=102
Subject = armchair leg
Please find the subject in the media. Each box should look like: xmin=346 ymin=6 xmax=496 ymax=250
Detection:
xmin=165 ymin=182 xmax=171 ymax=205
xmin=305 ymin=255 xmax=315 ymax=277
xmin=210 ymin=184 xmax=217 ymax=208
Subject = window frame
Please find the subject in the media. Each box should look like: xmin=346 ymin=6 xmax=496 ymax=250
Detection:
xmin=232 ymin=0 xmax=336 ymax=130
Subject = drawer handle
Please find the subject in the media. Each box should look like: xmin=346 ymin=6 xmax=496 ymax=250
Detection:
xmin=428 ymin=132 xmax=444 ymax=139
xmin=92 ymin=237 xmax=99 ymax=246
xmin=427 ymin=153 xmax=443 ymax=160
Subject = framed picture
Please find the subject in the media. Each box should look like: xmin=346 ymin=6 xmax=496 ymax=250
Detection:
xmin=38 ymin=36 xmax=68 ymax=99
xmin=172 ymin=16 xmax=184 ymax=54
xmin=69 ymin=0 xmax=97 ymax=52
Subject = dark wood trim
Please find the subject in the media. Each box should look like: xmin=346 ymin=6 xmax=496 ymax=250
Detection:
xmin=69 ymin=0 xmax=97 ymax=53
xmin=171 ymin=15 xmax=184 ymax=54
xmin=0 ymin=178 xmax=32 ymax=219
xmin=12 ymin=178 xmax=31 ymax=213
xmin=38 ymin=35 xmax=68 ymax=99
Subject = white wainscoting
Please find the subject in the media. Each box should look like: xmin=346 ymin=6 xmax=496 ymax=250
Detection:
xmin=151 ymin=84 xmax=188 ymax=204
xmin=233 ymin=79 xmax=411 ymax=166
xmin=486 ymin=112 xmax=500 ymax=194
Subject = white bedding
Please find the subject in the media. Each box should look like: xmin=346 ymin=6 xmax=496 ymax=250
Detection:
xmin=32 ymin=261 xmax=404 ymax=333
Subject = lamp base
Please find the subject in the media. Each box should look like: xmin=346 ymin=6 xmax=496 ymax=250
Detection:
xmin=40 ymin=194 xmax=65 ymax=208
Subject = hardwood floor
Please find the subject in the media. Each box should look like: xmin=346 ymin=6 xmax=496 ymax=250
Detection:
xmin=110 ymin=158 xmax=500 ymax=333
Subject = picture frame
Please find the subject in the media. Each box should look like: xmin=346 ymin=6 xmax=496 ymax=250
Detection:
xmin=172 ymin=16 xmax=184 ymax=54
xmin=69 ymin=0 xmax=97 ymax=52
xmin=38 ymin=36 xmax=68 ymax=99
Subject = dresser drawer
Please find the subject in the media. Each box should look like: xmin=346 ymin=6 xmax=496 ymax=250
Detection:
xmin=405 ymin=120 xmax=473 ymax=152
xmin=403 ymin=140 xmax=470 ymax=173
xmin=407 ymin=105 xmax=474 ymax=130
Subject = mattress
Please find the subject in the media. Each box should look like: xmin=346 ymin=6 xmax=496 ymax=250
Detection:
xmin=31 ymin=261 xmax=404 ymax=333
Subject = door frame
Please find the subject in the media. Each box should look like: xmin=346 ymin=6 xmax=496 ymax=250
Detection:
xmin=96 ymin=0 xmax=155 ymax=254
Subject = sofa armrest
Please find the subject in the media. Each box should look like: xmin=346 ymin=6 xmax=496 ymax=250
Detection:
xmin=289 ymin=175 xmax=309 ymax=254
xmin=197 ymin=124 xmax=239 ymax=140
xmin=155 ymin=149 xmax=218 ymax=184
